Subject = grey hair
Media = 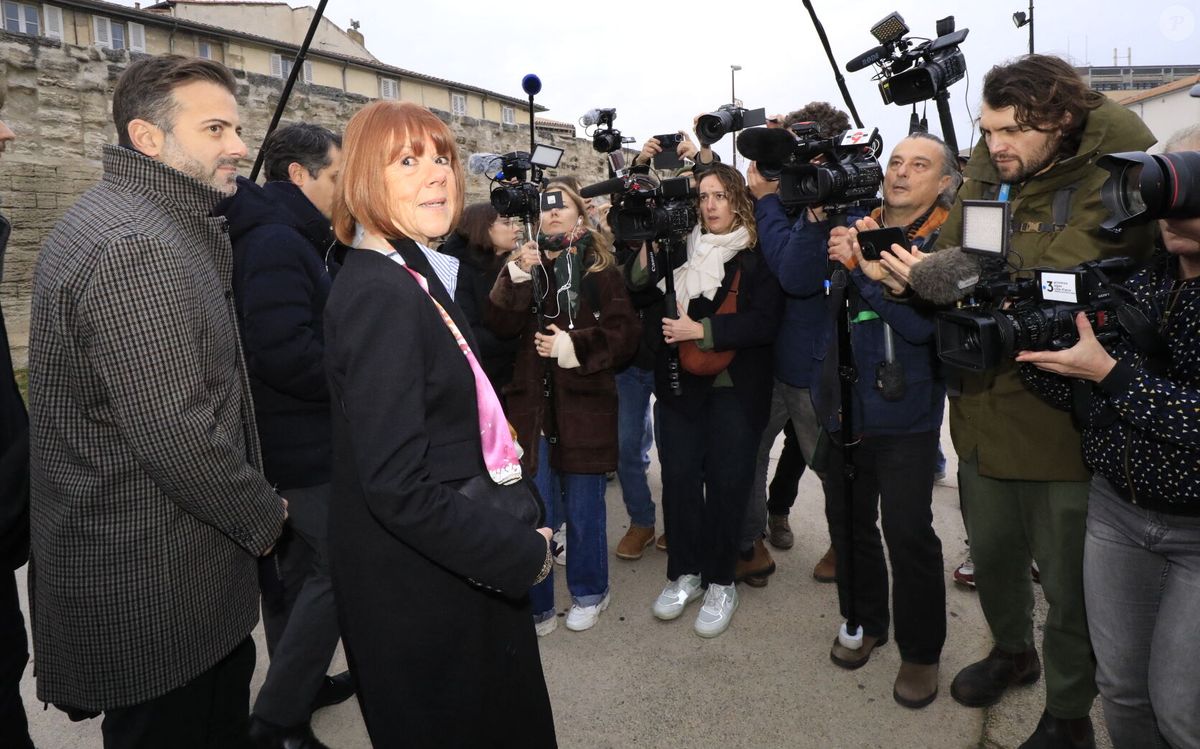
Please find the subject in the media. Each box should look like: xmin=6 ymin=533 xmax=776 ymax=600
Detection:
xmin=1164 ymin=123 xmax=1200 ymax=153
xmin=900 ymin=131 xmax=961 ymax=207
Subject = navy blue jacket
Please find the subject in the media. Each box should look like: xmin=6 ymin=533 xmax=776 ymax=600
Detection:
xmin=756 ymin=195 xmax=864 ymax=389
xmin=222 ymin=177 xmax=335 ymax=489
xmin=796 ymin=229 xmax=945 ymax=437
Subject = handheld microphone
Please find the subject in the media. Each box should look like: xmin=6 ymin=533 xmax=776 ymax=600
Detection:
xmin=580 ymin=177 xmax=627 ymax=199
xmin=735 ymin=128 xmax=797 ymax=164
xmin=845 ymin=44 xmax=890 ymax=72
xmin=907 ymin=247 xmax=984 ymax=305
xmin=467 ymin=152 xmax=502 ymax=176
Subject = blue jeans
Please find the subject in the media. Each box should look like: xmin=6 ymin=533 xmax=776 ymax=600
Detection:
xmin=1084 ymin=476 xmax=1200 ymax=749
xmin=529 ymin=436 xmax=609 ymax=620
xmin=616 ymin=366 xmax=656 ymax=528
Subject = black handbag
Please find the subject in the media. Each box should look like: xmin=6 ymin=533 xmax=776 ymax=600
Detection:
xmin=457 ymin=474 xmax=546 ymax=528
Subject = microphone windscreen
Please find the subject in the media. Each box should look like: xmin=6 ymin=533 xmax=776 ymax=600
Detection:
xmin=580 ymin=177 xmax=627 ymax=199
xmin=908 ymin=247 xmax=982 ymax=306
xmin=736 ymin=128 xmax=796 ymax=163
xmin=467 ymin=152 xmax=501 ymax=176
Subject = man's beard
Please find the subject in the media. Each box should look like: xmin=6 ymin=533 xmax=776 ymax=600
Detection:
xmin=992 ymin=132 xmax=1062 ymax=183
xmin=161 ymin=135 xmax=240 ymax=195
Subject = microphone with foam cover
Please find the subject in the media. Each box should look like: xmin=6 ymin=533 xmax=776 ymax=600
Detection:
xmin=467 ymin=152 xmax=502 ymax=176
xmin=736 ymin=127 xmax=797 ymax=164
xmin=907 ymin=247 xmax=983 ymax=306
xmin=580 ymin=177 xmax=627 ymax=199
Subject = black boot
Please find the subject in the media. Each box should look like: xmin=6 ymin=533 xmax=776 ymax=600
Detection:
xmin=950 ymin=646 xmax=1041 ymax=707
xmin=1018 ymin=710 xmax=1096 ymax=749
xmin=249 ymin=716 xmax=332 ymax=749
xmin=310 ymin=670 xmax=355 ymax=713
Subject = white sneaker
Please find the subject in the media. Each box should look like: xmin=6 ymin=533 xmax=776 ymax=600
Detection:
xmin=694 ymin=583 xmax=738 ymax=638
xmin=565 ymin=593 xmax=610 ymax=631
xmin=534 ymin=615 xmax=557 ymax=637
xmin=552 ymin=523 xmax=566 ymax=566
xmin=652 ymin=574 xmax=703 ymax=621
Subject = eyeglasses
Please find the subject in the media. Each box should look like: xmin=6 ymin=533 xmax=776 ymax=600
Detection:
xmin=493 ymin=217 xmax=520 ymax=227
xmin=698 ymin=191 xmax=729 ymax=204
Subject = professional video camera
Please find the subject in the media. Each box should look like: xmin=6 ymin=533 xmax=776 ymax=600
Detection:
xmin=846 ymin=12 xmax=968 ymax=107
xmin=474 ymin=146 xmax=565 ymax=219
xmin=923 ymin=200 xmax=1139 ymax=371
xmin=695 ymin=104 xmax=767 ymax=146
xmin=736 ymin=123 xmax=883 ymax=212
xmin=582 ymin=107 xmax=633 ymax=155
xmin=608 ymin=176 xmax=697 ymax=244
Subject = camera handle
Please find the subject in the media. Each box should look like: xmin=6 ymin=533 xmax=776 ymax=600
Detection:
xmin=933 ymin=88 xmax=959 ymax=155
xmin=523 ymin=213 xmax=560 ymax=446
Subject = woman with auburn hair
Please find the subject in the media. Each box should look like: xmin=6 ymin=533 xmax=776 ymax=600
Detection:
xmin=629 ymin=163 xmax=782 ymax=638
xmin=323 ymin=100 xmax=557 ymax=747
xmin=485 ymin=182 xmax=639 ymax=636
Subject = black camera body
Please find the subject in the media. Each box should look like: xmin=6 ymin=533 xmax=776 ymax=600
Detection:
xmin=755 ymin=124 xmax=884 ymax=212
xmin=936 ymin=258 xmax=1137 ymax=372
xmin=878 ymin=28 xmax=968 ymax=106
xmin=487 ymin=146 xmax=565 ymax=219
xmin=608 ymin=176 xmax=697 ymax=244
xmin=696 ymin=105 xmax=767 ymax=146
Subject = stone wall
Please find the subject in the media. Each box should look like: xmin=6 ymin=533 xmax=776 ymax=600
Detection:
xmin=0 ymin=31 xmax=611 ymax=367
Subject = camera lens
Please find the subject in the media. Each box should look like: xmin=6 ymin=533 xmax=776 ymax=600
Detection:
xmin=696 ymin=110 xmax=735 ymax=145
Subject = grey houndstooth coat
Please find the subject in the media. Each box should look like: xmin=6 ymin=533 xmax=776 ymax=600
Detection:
xmin=27 ymin=145 xmax=286 ymax=711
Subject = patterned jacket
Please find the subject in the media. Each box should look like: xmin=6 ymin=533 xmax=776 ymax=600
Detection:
xmin=28 ymin=145 xmax=286 ymax=710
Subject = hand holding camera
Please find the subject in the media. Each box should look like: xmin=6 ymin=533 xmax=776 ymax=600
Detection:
xmin=512 ymin=241 xmax=540 ymax=273
xmin=746 ymin=162 xmax=778 ymax=200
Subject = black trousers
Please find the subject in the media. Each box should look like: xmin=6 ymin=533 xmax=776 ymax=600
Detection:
xmin=0 ymin=570 xmax=33 ymax=749
xmin=100 ymin=637 xmax=255 ymax=749
xmin=255 ymin=483 xmax=340 ymax=727
xmin=824 ymin=430 xmax=946 ymax=664
xmin=661 ymin=389 xmax=760 ymax=586
xmin=766 ymin=420 xmax=808 ymax=516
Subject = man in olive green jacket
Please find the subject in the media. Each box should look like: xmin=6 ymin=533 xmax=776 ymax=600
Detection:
xmin=888 ymin=55 xmax=1155 ymax=749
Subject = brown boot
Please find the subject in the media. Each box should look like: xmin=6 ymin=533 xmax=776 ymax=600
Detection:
xmin=894 ymin=661 xmax=939 ymax=709
xmin=735 ymin=538 xmax=776 ymax=587
xmin=767 ymin=514 xmax=794 ymax=550
xmin=950 ymin=646 xmax=1041 ymax=708
xmin=615 ymin=525 xmax=656 ymax=560
xmin=830 ymin=633 xmax=887 ymax=670
xmin=812 ymin=546 xmax=836 ymax=583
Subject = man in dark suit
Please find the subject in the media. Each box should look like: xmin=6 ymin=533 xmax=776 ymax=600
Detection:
xmin=0 ymin=98 xmax=34 ymax=749
xmin=221 ymin=123 xmax=350 ymax=749
xmin=27 ymin=55 xmax=287 ymax=748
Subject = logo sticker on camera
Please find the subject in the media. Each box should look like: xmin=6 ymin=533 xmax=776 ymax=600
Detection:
xmin=541 ymin=191 xmax=563 ymax=212
xmin=1040 ymin=272 xmax=1080 ymax=304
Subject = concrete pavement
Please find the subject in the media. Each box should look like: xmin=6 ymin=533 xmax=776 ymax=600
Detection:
xmin=16 ymin=419 xmax=1111 ymax=748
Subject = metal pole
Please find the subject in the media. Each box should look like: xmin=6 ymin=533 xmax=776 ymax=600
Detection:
xmin=730 ymin=64 xmax=741 ymax=169
xmin=1028 ymin=0 xmax=1034 ymax=54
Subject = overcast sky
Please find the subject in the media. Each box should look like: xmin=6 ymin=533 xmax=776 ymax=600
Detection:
xmin=129 ymin=0 xmax=1199 ymax=164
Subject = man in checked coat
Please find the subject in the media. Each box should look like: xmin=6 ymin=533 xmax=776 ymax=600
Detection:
xmin=27 ymin=55 xmax=287 ymax=747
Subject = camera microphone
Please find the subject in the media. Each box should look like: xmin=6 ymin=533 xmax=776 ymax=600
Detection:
xmin=845 ymin=44 xmax=891 ymax=73
xmin=580 ymin=109 xmax=604 ymax=127
xmin=467 ymin=152 xmax=502 ymax=176
xmin=580 ymin=177 xmax=627 ymax=199
xmin=907 ymin=247 xmax=983 ymax=305
xmin=735 ymin=127 xmax=796 ymax=164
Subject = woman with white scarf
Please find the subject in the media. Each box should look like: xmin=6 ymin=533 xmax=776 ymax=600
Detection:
xmin=630 ymin=163 xmax=783 ymax=638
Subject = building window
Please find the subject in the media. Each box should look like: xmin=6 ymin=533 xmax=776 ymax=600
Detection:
xmin=198 ymin=40 xmax=213 ymax=59
xmin=450 ymin=92 xmax=467 ymax=116
xmin=380 ymin=77 xmax=399 ymax=100
xmin=42 ymin=3 xmax=62 ymax=39
xmin=3 ymin=1 xmax=38 ymax=35
xmin=92 ymin=17 xmax=143 ymax=51
xmin=270 ymin=53 xmax=313 ymax=84
xmin=501 ymin=105 xmax=516 ymax=125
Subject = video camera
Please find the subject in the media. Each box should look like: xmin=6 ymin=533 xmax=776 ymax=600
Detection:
xmin=582 ymin=107 xmax=633 ymax=155
xmin=696 ymin=104 xmax=767 ymax=146
xmin=483 ymin=146 xmax=564 ymax=219
xmin=608 ymin=176 xmax=697 ymax=244
xmin=931 ymin=200 xmax=1138 ymax=371
xmin=846 ymin=12 xmax=968 ymax=107
xmin=736 ymin=123 xmax=884 ymax=212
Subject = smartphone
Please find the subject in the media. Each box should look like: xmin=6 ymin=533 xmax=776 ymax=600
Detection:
xmin=857 ymin=226 xmax=907 ymax=261
xmin=652 ymin=133 xmax=685 ymax=170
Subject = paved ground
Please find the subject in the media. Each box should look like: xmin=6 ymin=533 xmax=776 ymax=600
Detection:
xmin=17 ymin=418 xmax=1112 ymax=748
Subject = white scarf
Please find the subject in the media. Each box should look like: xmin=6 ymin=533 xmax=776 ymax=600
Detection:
xmin=660 ymin=224 xmax=751 ymax=303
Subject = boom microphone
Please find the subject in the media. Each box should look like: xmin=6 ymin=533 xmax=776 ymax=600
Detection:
xmin=845 ymin=44 xmax=890 ymax=73
xmin=907 ymin=247 xmax=983 ymax=305
xmin=580 ymin=177 xmax=628 ymax=199
xmin=735 ymin=127 xmax=797 ymax=164
xmin=467 ymin=152 xmax=502 ymax=176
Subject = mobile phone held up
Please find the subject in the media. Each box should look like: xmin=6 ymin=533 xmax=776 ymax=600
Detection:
xmin=857 ymin=226 xmax=907 ymax=261
xmin=652 ymin=133 xmax=685 ymax=170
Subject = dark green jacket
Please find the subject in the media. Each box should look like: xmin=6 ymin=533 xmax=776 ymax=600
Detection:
xmin=938 ymin=98 xmax=1156 ymax=481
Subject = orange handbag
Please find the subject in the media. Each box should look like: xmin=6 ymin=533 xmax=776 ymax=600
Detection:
xmin=677 ymin=269 xmax=740 ymax=376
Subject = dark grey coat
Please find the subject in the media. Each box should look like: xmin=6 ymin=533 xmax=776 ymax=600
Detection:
xmin=28 ymin=145 xmax=286 ymax=711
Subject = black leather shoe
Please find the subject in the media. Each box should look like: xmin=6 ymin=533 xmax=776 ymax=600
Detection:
xmin=248 ymin=716 xmax=332 ymax=749
xmin=950 ymin=646 xmax=1041 ymax=707
xmin=1018 ymin=710 xmax=1096 ymax=749
xmin=310 ymin=671 xmax=355 ymax=713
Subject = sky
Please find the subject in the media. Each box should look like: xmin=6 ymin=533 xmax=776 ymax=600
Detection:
xmin=124 ymin=0 xmax=1200 ymax=164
